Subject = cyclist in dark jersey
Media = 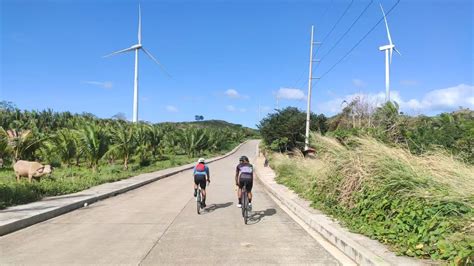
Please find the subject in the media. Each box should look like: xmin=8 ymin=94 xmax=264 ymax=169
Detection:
xmin=194 ymin=158 xmax=210 ymax=207
xmin=235 ymin=155 xmax=253 ymax=208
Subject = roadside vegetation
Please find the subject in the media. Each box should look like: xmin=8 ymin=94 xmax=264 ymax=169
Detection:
xmin=0 ymin=102 xmax=257 ymax=209
xmin=258 ymin=102 xmax=473 ymax=264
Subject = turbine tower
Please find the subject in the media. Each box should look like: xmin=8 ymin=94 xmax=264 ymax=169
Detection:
xmin=104 ymin=4 xmax=170 ymax=123
xmin=379 ymin=3 xmax=401 ymax=102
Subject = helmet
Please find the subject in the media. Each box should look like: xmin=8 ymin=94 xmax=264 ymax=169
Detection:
xmin=239 ymin=156 xmax=248 ymax=162
xmin=198 ymin=158 xmax=205 ymax=163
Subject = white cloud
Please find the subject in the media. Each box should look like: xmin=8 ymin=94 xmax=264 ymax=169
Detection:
xmin=318 ymin=84 xmax=474 ymax=115
xmin=276 ymin=88 xmax=306 ymax=101
xmin=352 ymin=79 xmax=367 ymax=88
xmin=416 ymin=84 xmax=474 ymax=111
xmin=225 ymin=89 xmax=248 ymax=99
xmin=226 ymin=105 xmax=247 ymax=112
xmin=83 ymin=80 xmax=113 ymax=89
xmin=225 ymin=89 xmax=240 ymax=98
xmin=165 ymin=105 xmax=178 ymax=112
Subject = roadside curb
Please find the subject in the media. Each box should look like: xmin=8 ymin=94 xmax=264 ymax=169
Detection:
xmin=254 ymin=143 xmax=426 ymax=266
xmin=0 ymin=141 xmax=248 ymax=236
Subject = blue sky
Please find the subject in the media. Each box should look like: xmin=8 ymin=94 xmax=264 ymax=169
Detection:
xmin=1 ymin=0 xmax=473 ymax=128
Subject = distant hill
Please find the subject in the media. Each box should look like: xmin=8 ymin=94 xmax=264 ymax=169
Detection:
xmin=160 ymin=120 xmax=256 ymax=132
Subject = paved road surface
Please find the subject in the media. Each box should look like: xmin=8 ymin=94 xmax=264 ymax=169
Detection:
xmin=0 ymin=140 xmax=340 ymax=265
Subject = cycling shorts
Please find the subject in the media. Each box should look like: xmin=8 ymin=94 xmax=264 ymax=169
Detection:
xmin=194 ymin=174 xmax=207 ymax=189
xmin=238 ymin=177 xmax=253 ymax=192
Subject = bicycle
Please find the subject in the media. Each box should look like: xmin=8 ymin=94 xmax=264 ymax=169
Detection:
xmin=196 ymin=185 xmax=203 ymax=214
xmin=196 ymin=181 xmax=209 ymax=215
xmin=241 ymin=180 xmax=251 ymax=224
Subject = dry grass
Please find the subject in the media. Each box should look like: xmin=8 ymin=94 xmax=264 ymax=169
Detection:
xmin=272 ymin=133 xmax=474 ymax=207
xmin=270 ymin=133 xmax=474 ymax=263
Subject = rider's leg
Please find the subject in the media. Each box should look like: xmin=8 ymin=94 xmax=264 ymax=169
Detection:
xmin=247 ymin=181 xmax=253 ymax=204
xmin=193 ymin=179 xmax=198 ymax=197
xmin=201 ymin=179 xmax=207 ymax=206
xmin=237 ymin=188 xmax=242 ymax=204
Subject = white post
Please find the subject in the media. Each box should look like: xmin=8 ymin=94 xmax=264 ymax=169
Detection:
xmin=385 ymin=49 xmax=390 ymax=102
xmin=304 ymin=26 xmax=314 ymax=151
xmin=133 ymin=48 xmax=139 ymax=123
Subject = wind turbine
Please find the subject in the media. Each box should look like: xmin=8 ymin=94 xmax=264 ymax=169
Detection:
xmin=104 ymin=4 xmax=170 ymax=123
xmin=379 ymin=3 xmax=401 ymax=103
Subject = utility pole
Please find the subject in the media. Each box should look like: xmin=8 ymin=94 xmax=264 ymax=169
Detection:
xmin=304 ymin=25 xmax=321 ymax=151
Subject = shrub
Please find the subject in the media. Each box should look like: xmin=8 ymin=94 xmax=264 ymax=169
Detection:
xmin=258 ymin=107 xmax=327 ymax=152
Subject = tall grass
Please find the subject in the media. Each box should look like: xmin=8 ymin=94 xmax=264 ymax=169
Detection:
xmin=270 ymin=134 xmax=473 ymax=264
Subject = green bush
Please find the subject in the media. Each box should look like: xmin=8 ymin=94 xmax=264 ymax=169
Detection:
xmin=258 ymin=107 xmax=327 ymax=152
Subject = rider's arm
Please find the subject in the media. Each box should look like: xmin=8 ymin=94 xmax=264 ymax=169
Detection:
xmin=205 ymin=166 xmax=210 ymax=181
xmin=235 ymin=166 xmax=240 ymax=186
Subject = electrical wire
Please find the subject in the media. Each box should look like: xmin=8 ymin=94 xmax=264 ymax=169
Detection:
xmin=316 ymin=0 xmax=401 ymax=83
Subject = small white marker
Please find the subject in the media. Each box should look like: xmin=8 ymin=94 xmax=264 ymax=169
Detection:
xmin=84 ymin=202 xmax=88 ymax=207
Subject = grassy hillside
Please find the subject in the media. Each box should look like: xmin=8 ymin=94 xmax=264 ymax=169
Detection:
xmin=268 ymin=134 xmax=473 ymax=264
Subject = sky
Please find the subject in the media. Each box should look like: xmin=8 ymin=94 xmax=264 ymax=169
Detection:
xmin=1 ymin=0 xmax=473 ymax=128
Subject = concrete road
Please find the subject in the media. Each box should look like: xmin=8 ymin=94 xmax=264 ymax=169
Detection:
xmin=0 ymin=140 xmax=340 ymax=265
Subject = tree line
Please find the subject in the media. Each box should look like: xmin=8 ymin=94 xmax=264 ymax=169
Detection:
xmin=0 ymin=103 xmax=256 ymax=172
xmin=258 ymin=101 xmax=473 ymax=164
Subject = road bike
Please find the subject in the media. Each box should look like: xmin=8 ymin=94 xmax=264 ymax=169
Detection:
xmin=241 ymin=180 xmax=251 ymax=224
xmin=196 ymin=181 xmax=209 ymax=214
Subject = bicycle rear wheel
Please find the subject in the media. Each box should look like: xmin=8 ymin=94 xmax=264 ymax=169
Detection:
xmin=242 ymin=186 xmax=248 ymax=224
xmin=196 ymin=189 xmax=201 ymax=214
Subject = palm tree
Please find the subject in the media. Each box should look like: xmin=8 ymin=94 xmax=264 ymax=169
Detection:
xmin=148 ymin=125 xmax=163 ymax=160
xmin=178 ymin=127 xmax=209 ymax=158
xmin=134 ymin=123 xmax=152 ymax=166
xmin=108 ymin=122 xmax=136 ymax=170
xmin=80 ymin=124 xmax=109 ymax=172
xmin=6 ymin=129 xmax=42 ymax=162
xmin=0 ymin=127 xmax=11 ymax=166
xmin=207 ymin=128 xmax=229 ymax=152
xmin=46 ymin=128 xmax=79 ymax=167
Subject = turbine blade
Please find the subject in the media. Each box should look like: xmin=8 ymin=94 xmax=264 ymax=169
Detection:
xmin=138 ymin=3 xmax=142 ymax=44
xmin=394 ymin=47 xmax=402 ymax=56
xmin=142 ymin=47 xmax=172 ymax=78
xmin=380 ymin=3 xmax=392 ymax=45
xmin=103 ymin=46 xmax=136 ymax=58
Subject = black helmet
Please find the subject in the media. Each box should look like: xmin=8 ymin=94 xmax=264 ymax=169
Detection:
xmin=239 ymin=155 xmax=249 ymax=162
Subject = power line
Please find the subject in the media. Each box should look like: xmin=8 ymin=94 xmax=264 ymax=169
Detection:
xmin=314 ymin=0 xmax=355 ymax=57
xmin=317 ymin=0 xmax=374 ymax=63
xmin=316 ymin=0 xmax=401 ymax=83
xmin=290 ymin=0 xmax=334 ymax=90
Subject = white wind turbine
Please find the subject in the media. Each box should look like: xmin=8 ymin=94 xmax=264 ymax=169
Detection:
xmin=104 ymin=4 xmax=170 ymax=123
xmin=379 ymin=3 xmax=401 ymax=102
